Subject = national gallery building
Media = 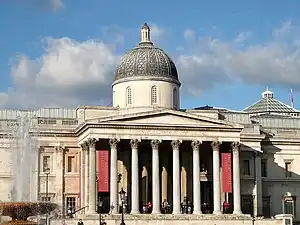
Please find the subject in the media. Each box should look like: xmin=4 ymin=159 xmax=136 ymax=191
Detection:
xmin=0 ymin=24 xmax=300 ymax=225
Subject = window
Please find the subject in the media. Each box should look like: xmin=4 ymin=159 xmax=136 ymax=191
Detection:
xmin=285 ymin=162 xmax=292 ymax=177
xmin=41 ymin=196 xmax=51 ymax=202
xmin=43 ymin=156 xmax=51 ymax=172
xmin=173 ymin=88 xmax=177 ymax=109
xmin=126 ymin=87 xmax=132 ymax=105
xmin=151 ymin=86 xmax=157 ymax=105
xmin=261 ymin=160 xmax=267 ymax=177
xmin=66 ymin=197 xmax=76 ymax=211
xmin=67 ymin=156 xmax=76 ymax=173
xmin=242 ymin=160 xmax=250 ymax=176
xmin=283 ymin=194 xmax=296 ymax=217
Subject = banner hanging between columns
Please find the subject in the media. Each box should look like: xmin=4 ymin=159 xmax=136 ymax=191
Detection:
xmin=222 ymin=153 xmax=232 ymax=193
xmin=97 ymin=150 xmax=109 ymax=192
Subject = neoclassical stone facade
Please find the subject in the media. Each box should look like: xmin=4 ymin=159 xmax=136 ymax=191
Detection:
xmin=0 ymin=24 xmax=299 ymax=225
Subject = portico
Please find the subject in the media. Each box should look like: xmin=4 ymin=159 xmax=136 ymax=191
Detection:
xmin=78 ymin=109 xmax=245 ymax=216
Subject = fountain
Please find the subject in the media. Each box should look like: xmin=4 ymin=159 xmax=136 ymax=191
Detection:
xmin=0 ymin=202 xmax=57 ymax=225
xmin=0 ymin=114 xmax=57 ymax=225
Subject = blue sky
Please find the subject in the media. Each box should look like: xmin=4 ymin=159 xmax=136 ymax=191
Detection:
xmin=0 ymin=0 xmax=300 ymax=110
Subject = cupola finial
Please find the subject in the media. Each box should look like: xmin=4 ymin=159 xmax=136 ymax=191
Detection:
xmin=140 ymin=23 xmax=152 ymax=43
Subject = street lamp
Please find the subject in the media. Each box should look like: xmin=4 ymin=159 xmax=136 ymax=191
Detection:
xmin=44 ymin=167 xmax=50 ymax=225
xmin=119 ymin=188 xmax=126 ymax=225
xmin=98 ymin=198 xmax=104 ymax=225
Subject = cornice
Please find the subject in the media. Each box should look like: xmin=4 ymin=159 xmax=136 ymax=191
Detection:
xmin=76 ymin=123 xmax=242 ymax=137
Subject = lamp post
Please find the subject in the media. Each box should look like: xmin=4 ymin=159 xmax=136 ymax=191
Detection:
xmin=119 ymin=188 xmax=126 ymax=225
xmin=98 ymin=198 xmax=104 ymax=225
xmin=44 ymin=167 xmax=50 ymax=225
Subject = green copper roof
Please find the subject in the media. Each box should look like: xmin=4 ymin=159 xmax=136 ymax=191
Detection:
xmin=244 ymin=90 xmax=299 ymax=114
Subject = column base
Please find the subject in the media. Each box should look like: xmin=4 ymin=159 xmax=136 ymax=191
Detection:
xmin=151 ymin=211 xmax=161 ymax=215
xmin=233 ymin=210 xmax=243 ymax=215
xmin=172 ymin=211 xmax=181 ymax=215
xmin=213 ymin=211 xmax=222 ymax=215
xmin=130 ymin=210 xmax=140 ymax=214
xmin=193 ymin=211 xmax=203 ymax=215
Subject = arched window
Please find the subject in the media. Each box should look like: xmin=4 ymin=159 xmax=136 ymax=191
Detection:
xmin=173 ymin=88 xmax=177 ymax=109
xmin=151 ymin=86 xmax=157 ymax=105
xmin=126 ymin=87 xmax=132 ymax=106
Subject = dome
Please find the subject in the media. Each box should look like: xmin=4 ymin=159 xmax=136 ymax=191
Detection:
xmin=114 ymin=23 xmax=180 ymax=85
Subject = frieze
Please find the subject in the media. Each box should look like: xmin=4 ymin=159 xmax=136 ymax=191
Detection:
xmin=139 ymin=129 xmax=205 ymax=137
xmin=0 ymin=143 xmax=12 ymax=148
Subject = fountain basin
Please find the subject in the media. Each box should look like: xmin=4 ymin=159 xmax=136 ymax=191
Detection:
xmin=0 ymin=202 xmax=57 ymax=225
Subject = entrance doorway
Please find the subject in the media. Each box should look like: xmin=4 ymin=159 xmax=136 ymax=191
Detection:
xmin=98 ymin=192 xmax=110 ymax=213
xmin=201 ymin=181 xmax=213 ymax=213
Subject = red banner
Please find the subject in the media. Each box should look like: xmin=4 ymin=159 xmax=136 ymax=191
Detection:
xmin=222 ymin=153 xmax=232 ymax=193
xmin=97 ymin=150 xmax=109 ymax=192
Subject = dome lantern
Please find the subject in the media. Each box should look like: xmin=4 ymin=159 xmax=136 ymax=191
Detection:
xmin=140 ymin=23 xmax=152 ymax=44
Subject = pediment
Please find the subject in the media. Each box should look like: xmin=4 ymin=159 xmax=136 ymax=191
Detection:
xmin=93 ymin=109 xmax=243 ymax=129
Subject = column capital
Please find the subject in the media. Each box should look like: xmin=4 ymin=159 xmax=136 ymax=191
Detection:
xmin=191 ymin=140 xmax=201 ymax=150
xmin=254 ymin=151 xmax=262 ymax=157
xmin=55 ymin=146 xmax=67 ymax=153
xmin=80 ymin=141 xmax=89 ymax=151
xmin=211 ymin=141 xmax=221 ymax=151
xmin=171 ymin=140 xmax=181 ymax=150
xmin=109 ymin=138 xmax=119 ymax=148
xmin=151 ymin=139 xmax=161 ymax=149
xmin=87 ymin=138 xmax=97 ymax=148
xmin=130 ymin=139 xmax=140 ymax=149
xmin=231 ymin=141 xmax=241 ymax=152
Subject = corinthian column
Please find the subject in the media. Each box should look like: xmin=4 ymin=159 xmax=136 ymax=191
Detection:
xmin=191 ymin=140 xmax=202 ymax=214
xmin=109 ymin=138 xmax=119 ymax=214
xmin=130 ymin=139 xmax=140 ymax=214
xmin=151 ymin=139 xmax=161 ymax=214
xmin=80 ymin=142 xmax=89 ymax=211
xmin=211 ymin=141 xmax=221 ymax=214
xmin=232 ymin=142 xmax=242 ymax=215
xmin=87 ymin=138 xmax=97 ymax=214
xmin=171 ymin=140 xmax=181 ymax=214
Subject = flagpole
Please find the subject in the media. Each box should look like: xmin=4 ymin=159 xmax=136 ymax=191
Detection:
xmin=291 ymin=88 xmax=294 ymax=108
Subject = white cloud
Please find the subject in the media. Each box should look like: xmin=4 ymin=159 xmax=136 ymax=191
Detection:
xmin=234 ymin=31 xmax=252 ymax=44
xmin=183 ymin=29 xmax=196 ymax=42
xmin=272 ymin=20 xmax=293 ymax=38
xmin=50 ymin=0 xmax=64 ymax=10
xmin=0 ymin=37 xmax=118 ymax=108
xmin=177 ymin=26 xmax=300 ymax=96
xmin=3 ymin=22 xmax=300 ymax=108
xmin=149 ymin=24 xmax=165 ymax=42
